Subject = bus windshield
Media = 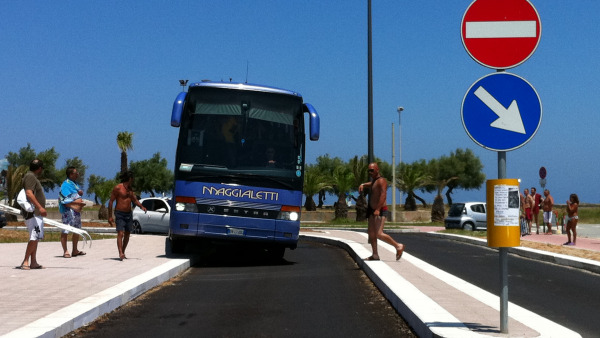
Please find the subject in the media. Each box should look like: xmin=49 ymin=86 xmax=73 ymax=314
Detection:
xmin=175 ymin=86 xmax=305 ymax=190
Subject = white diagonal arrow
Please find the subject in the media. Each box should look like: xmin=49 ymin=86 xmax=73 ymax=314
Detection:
xmin=474 ymin=86 xmax=526 ymax=134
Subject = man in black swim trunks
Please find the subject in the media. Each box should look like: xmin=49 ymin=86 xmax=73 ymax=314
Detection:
xmin=108 ymin=171 xmax=147 ymax=261
xmin=358 ymin=163 xmax=404 ymax=261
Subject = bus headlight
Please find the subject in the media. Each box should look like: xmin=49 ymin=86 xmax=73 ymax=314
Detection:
xmin=277 ymin=206 xmax=300 ymax=221
xmin=175 ymin=196 xmax=198 ymax=212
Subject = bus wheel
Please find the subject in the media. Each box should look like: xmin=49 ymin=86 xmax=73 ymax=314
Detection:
xmin=267 ymin=246 xmax=285 ymax=260
xmin=167 ymin=236 xmax=185 ymax=254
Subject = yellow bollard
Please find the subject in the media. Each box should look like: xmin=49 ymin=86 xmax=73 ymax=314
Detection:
xmin=487 ymin=179 xmax=521 ymax=248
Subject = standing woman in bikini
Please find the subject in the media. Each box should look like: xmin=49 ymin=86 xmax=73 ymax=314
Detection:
xmin=564 ymin=193 xmax=579 ymax=246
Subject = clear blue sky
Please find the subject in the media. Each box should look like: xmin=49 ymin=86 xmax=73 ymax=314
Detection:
xmin=1 ymin=1 xmax=598 ymax=205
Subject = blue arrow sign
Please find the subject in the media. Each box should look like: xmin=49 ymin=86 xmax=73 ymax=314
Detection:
xmin=462 ymin=72 xmax=542 ymax=151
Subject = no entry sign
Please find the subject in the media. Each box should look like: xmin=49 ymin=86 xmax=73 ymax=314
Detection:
xmin=539 ymin=166 xmax=546 ymax=179
xmin=461 ymin=0 xmax=541 ymax=69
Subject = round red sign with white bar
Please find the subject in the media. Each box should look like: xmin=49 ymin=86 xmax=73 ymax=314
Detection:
xmin=539 ymin=166 xmax=546 ymax=179
xmin=461 ymin=0 xmax=541 ymax=69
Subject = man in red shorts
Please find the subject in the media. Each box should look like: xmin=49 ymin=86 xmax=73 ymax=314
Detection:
xmin=530 ymin=187 xmax=542 ymax=234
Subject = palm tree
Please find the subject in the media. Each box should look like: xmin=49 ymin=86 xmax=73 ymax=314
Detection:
xmin=348 ymin=156 xmax=370 ymax=221
xmin=3 ymin=165 xmax=29 ymax=221
xmin=426 ymin=156 xmax=460 ymax=222
xmin=303 ymin=166 xmax=330 ymax=211
xmin=116 ymin=131 xmax=134 ymax=174
xmin=431 ymin=177 xmax=458 ymax=222
xmin=332 ymin=166 xmax=355 ymax=220
xmin=87 ymin=174 xmax=106 ymax=205
xmin=94 ymin=179 xmax=117 ymax=220
xmin=396 ymin=163 xmax=432 ymax=211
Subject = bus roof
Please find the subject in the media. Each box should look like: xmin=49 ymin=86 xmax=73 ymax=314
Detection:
xmin=188 ymin=81 xmax=302 ymax=98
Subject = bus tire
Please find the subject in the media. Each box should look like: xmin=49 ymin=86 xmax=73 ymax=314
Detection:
xmin=166 ymin=236 xmax=185 ymax=254
xmin=267 ymin=246 xmax=285 ymax=260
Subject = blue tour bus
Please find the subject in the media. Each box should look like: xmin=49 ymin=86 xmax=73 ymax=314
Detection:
xmin=168 ymin=81 xmax=320 ymax=257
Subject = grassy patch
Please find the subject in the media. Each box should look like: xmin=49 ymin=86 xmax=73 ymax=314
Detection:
xmin=577 ymin=205 xmax=600 ymax=223
xmin=301 ymin=220 xmax=439 ymax=229
xmin=440 ymin=229 xmax=488 ymax=238
xmin=0 ymin=228 xmax=115 ymax=243
xmin=301 ymin=220 xmax=367 ymax=228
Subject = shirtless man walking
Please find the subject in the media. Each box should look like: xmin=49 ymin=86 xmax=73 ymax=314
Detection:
xmin=108 ymin=171 xmax=146 ymax=260
xmin=358 ymin=162 xmax=404 ymax=261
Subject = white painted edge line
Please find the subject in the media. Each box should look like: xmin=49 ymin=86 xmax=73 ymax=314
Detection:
xmin=3 ymin=259 xmax=190 ymax=338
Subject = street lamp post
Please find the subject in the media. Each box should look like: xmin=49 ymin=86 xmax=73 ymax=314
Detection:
xmin=397 ymin=107 xmax=404 ymax=214
xmin=391 ymin=123 xmax=396 ymax=222
xmin=179 ymin=79 xmax=189 ymax=92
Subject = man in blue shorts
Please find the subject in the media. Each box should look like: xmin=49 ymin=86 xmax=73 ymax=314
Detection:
xmin=59 ymin=166 xmax=86 ymax=258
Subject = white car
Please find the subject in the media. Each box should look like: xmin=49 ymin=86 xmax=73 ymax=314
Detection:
xmin=132 ymin=197 xmax=171 ymax=234
xmin=444 ymin=202 xmax=487 ymax=231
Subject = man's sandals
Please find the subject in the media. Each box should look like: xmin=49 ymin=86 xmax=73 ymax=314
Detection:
xmin=396 ymin=244 xmax=405 ymax=261
xmin=19 ymin=264 xmax=44 ymax=270
xmin=65 ymin=251 xmax=86 ymax=258
xmin=364 ymin=244 xmax=405 ymax=261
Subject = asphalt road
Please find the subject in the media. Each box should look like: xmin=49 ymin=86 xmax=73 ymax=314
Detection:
xmin=74 ymin=240 xmax=416 ymax=337
xmin=389 ymin=232 xmax=600 ymax=338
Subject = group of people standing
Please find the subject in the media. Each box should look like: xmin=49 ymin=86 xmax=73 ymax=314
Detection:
xmin=354 ymin=163 xmax=585 ymax=261
xmin=521 ymin=186 xmax=579 ymax=245
xmin=19 ymin=159 xmax=146 ymax=270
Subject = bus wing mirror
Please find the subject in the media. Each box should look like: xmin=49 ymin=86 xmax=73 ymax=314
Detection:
xmin=171 ymin=91 xmax=188 ymax=127
xmin=303 ymin=103 xmax=320 ymax=141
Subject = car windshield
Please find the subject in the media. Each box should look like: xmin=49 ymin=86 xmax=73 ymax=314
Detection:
xmin=448 ymin=203 xmax=465 ymax=217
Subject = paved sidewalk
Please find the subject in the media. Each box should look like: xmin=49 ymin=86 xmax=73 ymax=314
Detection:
xmin=0 ymin=235 xmax=190 ymax=338
xmin=521 ymin=229 xmax=600 ymax=249
xmin=301 ymin=229 xmax=592 ymax=338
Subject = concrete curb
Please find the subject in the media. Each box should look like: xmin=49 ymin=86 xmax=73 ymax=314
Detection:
xmin=3 ymin=258 xmax=190 ymax=338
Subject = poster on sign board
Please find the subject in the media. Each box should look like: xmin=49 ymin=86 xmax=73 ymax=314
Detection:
xmin=493 ymin=184 xmax=520 ymax=226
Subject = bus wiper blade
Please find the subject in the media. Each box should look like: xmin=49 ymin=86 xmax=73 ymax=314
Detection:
xmin=179 ymin=163 xmax=228 ymax=172
xmin=193 ymin=164 xmax=228 ymax=170
xmin=185 ymin=175 xmax=228 ymax=180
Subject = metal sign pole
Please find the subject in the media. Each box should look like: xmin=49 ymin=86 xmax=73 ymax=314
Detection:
xmin=498 ymin=150 xmax=508 ymax=333
xmin=391 ymin=123 xmax=396 ymax=222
